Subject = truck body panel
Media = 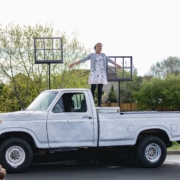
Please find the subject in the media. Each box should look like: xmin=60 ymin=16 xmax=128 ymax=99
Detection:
xmin=98 ymin=112 xmax=180 ymax=146
xmin=0 ymin=89 xmax=180 ymax=149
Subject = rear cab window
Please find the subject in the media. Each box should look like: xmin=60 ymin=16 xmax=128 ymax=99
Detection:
xmin=52 ymin=92 xmax=87 ymax=113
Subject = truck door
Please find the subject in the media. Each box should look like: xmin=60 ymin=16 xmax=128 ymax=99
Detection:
xmin=47 ymin=91 xmax=94 ymax=148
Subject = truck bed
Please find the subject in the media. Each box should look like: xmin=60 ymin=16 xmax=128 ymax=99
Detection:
xmin=97 ymin=109 xmax=180 ymax=146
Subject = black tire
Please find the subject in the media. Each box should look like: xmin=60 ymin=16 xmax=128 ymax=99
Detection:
xmin=135 ymin=136 xmax=167 ymax=168
xmin=0 ymin=137 xmax=33 ymax=173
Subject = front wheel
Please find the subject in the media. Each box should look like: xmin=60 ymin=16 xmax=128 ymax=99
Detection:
xmin=135 ymin=136 xmax=167 ymax=168
xmin=0 ymin=137 xmax=33 ymax=173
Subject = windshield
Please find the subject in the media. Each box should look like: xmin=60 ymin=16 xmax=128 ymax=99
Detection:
xmin=26 ymin=91 xmax=58 ymax=110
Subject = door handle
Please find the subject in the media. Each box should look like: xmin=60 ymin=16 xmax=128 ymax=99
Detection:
xmin=83 ymin=115 xmax=92 ymax=119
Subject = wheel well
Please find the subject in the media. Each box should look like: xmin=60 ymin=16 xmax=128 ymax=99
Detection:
xmin=0 ymin=132 xmax=37 ymax=151
xmin=136 ymin=129 xmax=172 ymax=148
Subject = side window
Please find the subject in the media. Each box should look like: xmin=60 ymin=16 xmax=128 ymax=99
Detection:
xmin=52 ymin=97 xmax=65 ymax=113
xmin=61 ymin=93 xmax=87 ymax=113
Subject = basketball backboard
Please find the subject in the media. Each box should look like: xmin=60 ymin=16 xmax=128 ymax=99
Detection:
xmin=107 ymin=56 xmax=133 ymax=82
xmin=34 ymin=37 xmax=63 ymax=64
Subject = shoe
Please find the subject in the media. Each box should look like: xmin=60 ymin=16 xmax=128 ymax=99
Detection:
xmin=98 ymin=100 xmax=103 ymax=107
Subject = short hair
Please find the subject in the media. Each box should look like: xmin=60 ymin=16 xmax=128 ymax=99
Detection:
xmin=94 ymin=43 xmax=103 ymax=50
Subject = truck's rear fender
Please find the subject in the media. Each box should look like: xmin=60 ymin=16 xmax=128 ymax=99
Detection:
xmin=0 ymin=128 xmax=49 ymax=149
xmin=135 ymin=127 xmax=172 ymax=147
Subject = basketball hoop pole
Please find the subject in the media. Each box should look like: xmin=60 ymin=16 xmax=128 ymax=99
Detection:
xmin=107 ymin=56 xmax=133 ymax=109
xmin=118 ymin=81 xmax=120 ymax=107
xmin=48 ymin=63 xmax=51 ymax=89
xmin=34 ymin=37 xmax=63 ymax=90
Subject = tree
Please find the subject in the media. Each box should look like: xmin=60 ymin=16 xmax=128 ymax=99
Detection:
xmin=161 ymin=75 xmax=180 ymax=110
xmin=119 ymin=66 xmax=142 ymax=103
xmin=49 ymin=31 xmax=90 ymax=89
xmin=0 ymin=23 xmax=89 ymax=111
xmin=107 ymin=85 xmax=117 ymax=102
xmin=0 ymin=83 xmax=16 ymax=112
xmin=148 ymin=56 xmax=180 ymax=78
xmin=132 ymin=77 xmax=164 ymax=110
xmin=51 ymin=69 xmax=89 ymax=89
xmin=132 ymin=74 xmax=180 ymax=111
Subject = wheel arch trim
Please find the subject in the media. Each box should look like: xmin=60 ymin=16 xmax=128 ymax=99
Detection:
xmin=135 ymin=125 xmax=172 ymax=143
xmin=0 ymin=128 xmax=49 ymax=148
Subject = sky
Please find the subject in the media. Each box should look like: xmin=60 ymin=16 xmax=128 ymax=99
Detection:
xmin=0 ymin=0 xmax=180 ymax=76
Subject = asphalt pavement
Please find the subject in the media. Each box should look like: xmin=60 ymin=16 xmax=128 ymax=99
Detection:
xmin=6 ymin=155 xmax=180 ymax=180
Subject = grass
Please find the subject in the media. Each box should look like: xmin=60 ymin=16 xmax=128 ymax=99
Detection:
xmin=167 ymin=141 xmax=180 ymax=151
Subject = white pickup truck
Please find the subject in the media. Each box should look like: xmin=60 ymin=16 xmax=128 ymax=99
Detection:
xmin=0 ymin=88 xmax=180 ymax=172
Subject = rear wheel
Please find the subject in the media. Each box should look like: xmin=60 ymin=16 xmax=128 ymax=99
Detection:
xmin=0 ymin=137 xmax=33 ymax=173
xmin=135 ymin=136 xmax=167 ymax=168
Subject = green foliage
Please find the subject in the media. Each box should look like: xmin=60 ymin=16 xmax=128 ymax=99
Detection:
xmin=107 ymin=85 xmax=117 ymax=102
xmin=133 ymin=56 xmax=180 ymax=110
xmin=168 ymin=141 xmax=180 ymax=151
xmin=120 ymin=67 xmax=142 ymax=103
xmin=51 ymin=69 xmax=89 ymax=89
xmin=133 ymin=77 xmax=163 ymax=110
xmin=149 ymin=56 xmax=180 ymax=78
xmin=161 ymin=75 xmax=180 ymax=110
xmin=2 ymin=23 xmax=180 ymax=112
xmin=0 ymin=74 xmax=39 ymax=111
xmin=0 ymin=23 xmax=89 ymax=111
xmin=133 ymin=74 xmax=180 ymax=110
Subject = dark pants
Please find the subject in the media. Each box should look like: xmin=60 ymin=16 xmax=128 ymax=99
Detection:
xmin=91 ymin=84 xmax=103 ymax=105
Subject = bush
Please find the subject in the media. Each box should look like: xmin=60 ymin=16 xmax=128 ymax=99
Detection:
xmin=107 ymin=85 xmax=117 ymax=102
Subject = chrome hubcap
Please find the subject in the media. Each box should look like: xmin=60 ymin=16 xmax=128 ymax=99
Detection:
xmin=5 ymin=146 xmax=26 ymax=168
xmin=145 ymin=143 xmax=161 ymax=163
